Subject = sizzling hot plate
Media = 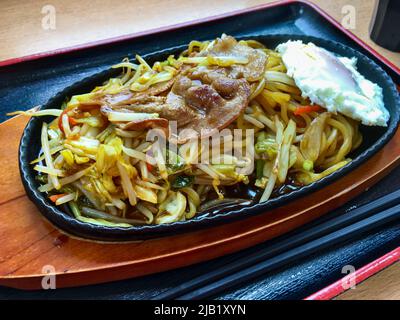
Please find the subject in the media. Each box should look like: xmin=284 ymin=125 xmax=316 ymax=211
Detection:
xmin=19 ymin=35 xmax=400 ymax=241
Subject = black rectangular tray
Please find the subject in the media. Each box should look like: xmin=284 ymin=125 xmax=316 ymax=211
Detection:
xmin=1 ymin=0 xmax=399 ymax=299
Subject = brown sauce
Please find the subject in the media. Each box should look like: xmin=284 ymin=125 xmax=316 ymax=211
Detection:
xmin=198 ymin=175 xmax=303 ymax=217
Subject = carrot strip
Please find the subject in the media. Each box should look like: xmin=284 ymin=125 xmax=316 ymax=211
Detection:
xmin=146 ymin=162 xmax=154 ymax=172
xmin=293 ymin=104 xmax=323 ymax=115
xmin=49 ymin=194 xmax=67 ymax=203
xmin=69 ymin=117 xmax=78 ymax=126
xmin=58 ymin=109 xmax=77 ymax=132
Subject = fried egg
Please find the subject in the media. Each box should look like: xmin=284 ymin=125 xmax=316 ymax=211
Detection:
xmin=276 ymin=40 xmax=389 ymax=126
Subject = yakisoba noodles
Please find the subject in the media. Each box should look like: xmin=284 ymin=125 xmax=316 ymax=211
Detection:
xmin=13 ymin=34 xmax=385 ymax=227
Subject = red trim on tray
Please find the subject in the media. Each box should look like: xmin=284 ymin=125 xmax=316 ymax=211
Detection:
xmin=2 ymin=0 xmax=399 ymax=77
xmin=304 ymin=247 xmax=400 ymax=300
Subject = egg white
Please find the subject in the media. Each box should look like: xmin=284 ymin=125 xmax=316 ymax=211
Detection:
xmin=276 ymin=40 xmax=389 ymax=126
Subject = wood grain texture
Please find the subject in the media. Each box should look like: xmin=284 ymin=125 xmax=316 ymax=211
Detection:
xmin=0 ymin=0 xmax=399 ymax=298
xmin=336 ymin=262 xmax=400 ymax=300
xmin=0 ymin=0 xmax=399 ymax=68
xmin=0 ymin=114 xmax=399 ymax=290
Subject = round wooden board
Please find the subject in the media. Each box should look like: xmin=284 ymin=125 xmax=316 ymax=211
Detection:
xmin=0 ymin=115 xmax=399 ymax=290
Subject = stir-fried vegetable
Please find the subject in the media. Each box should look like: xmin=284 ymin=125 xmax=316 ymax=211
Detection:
xmin=300 ymin=113 xmax=331 ymax=162
xmin=296 ymin=159 xmax=350 ymax=184
xmin=293 ymin=104 xmax=323 ymax=115
xmin=255 ymin=159 xmax=265 ymax=179
xmin=172 ymin=175 xmax=194 ymax=189
xmin=178 ymin=56 xmax=249 ymax=67
xmin=255 ymin=138 xmax=278 ymax=159
xmin=155 ymin=191 xmax=187 ymax=224
xmin=9 ymin=109 xmax=63 ymax=117
xmin=10 ymin=35 xmax=362 ymax=227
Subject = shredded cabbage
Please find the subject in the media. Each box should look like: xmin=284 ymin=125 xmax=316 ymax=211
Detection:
xmin=178 ymin=55 xmax=248 ymax=66
xmin=105 ymin=111 xmax=159 ymax=122
xmin=8 ymin=109 xmax=63 ymax=117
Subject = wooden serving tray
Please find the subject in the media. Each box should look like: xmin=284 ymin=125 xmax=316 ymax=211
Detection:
xmin=0 ymin=114 xmax=399 ymax=290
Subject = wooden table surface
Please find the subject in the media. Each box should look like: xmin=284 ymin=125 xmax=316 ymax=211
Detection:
xmin=336 ymin=262 xmax=400 ymax=300
xmin=1 ymin=0 xmax=399 ymax=300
